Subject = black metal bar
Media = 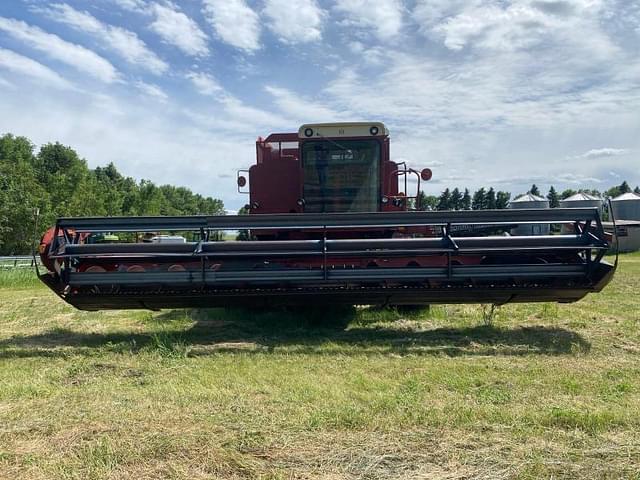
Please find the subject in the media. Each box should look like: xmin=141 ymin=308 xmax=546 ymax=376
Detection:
xmin=51 ymin=235 xmax=608 ymax=260
xmin=574 ymin=221 xmax=582 ymax=234
xmin=61 ymin=287 xmax=599 ymax=310
xmin=323 ymin=226 xmax=328 ymax=281
xmin=607 ymin=198 xmax=620 ymax=272
xmin=67 ymin=263 xmax=588 ymax=287
xmin=444 ymin=223 xmax=459 ymax=251
xmin=55 ymin=208 xmax=602 ymax=232
xmin=443 ymin=222 xmax=453 ymax=280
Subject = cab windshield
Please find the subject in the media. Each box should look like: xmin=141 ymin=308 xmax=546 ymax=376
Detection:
xmin=302 ymin=139 xmax=380 ymax=213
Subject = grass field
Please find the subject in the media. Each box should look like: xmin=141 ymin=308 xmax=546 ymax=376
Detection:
xmin=0 ymin=254 xmax=639 ymax=479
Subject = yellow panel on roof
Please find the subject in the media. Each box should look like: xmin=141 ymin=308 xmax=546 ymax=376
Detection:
xmin=298 ymin=122 xmax=388 ymax=139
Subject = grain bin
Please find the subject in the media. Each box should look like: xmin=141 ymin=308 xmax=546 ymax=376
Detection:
xmin=559 ymin=193 xmax=603 ymax=233
xmin=510 ymin=193 xmax=550 ymax=235
xmin=611 ymin=192 xmax=640 ymax=221
xmin=559 ymin=192 xmax=603 ymax=210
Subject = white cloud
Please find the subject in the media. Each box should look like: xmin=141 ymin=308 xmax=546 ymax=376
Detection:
xmin=135 ymin=81 xmax=168 ymax=101
xmin=319 ymin=31 xmax=640 ymax=193
xmin=347 ymin=40 xmax=386 ymax=65
xmin=149 ymin=3 xmax=209 ymax=56
xmin=556 ymin=172 xmax=603 ymax=184
xmin=111 ymin=0 xmax=148 ymax=12
xmin=348 ymin=40 xmax=364 ymax=53
xmin=415 ymin=0 xmax=617 ymax=58
xmin=219 ymin=95 xmax=289 ymax=130
xmin=42 ymin=4 xmax=168 ymax=74
xmin=0 ymin=17 xmax=119 ymax=82
xmin=0 ymin=74 xmax=13 ymax=88
xmin=574 ymin=148 xmax=629 ymax=159
xmin=264 ymin=0 xmax=324 ymax=44
xmin=487 ymin=171 xmax=603 ymax=187
xmin=334 ymin=0 xmax=403 ymax=40
xmin=0 ymin=47 xmax=72 ymax=89
xmin=264 ymin=85 xmax=339 ymax=122
xmin=184 ymin=72 xmax=289 ymax=131
xmin=186 ymin=71 xmax=223 ymax=96
xmin=202 ymin=0 xmax=260 ymax=52
xmin=412 ymin=0 xmax=475 ymax=29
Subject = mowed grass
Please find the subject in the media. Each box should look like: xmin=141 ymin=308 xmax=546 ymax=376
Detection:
xmin=0 ymin=255 xmax=639 ymax=479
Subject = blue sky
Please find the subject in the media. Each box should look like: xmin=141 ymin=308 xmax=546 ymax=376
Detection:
xmin=0 ymin=0 xmax=638 ymax=211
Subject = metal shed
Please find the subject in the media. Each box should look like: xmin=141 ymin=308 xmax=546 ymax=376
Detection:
xmin=603 ymin=220 xmax=640 ymax=252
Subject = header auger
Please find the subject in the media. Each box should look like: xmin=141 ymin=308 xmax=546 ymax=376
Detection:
xmin=38 ymin=122 xmax=615 ymax=310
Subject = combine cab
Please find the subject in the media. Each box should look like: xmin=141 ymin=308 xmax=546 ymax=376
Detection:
xmin=39 ymin=122 xmax=615 ymax=310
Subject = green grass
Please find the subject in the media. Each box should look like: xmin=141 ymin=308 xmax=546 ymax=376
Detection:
xmin=0 ymin=253 xmax=639 ymax=479
xmin=0 ymin=268 xmax=42 ymax=288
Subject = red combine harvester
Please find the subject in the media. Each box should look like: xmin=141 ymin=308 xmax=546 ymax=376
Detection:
xmin=38 ymin=122 xmax=615 ymax=310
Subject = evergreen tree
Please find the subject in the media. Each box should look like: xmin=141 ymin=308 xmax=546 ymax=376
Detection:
xmin=619 ymin=181 xmax=631 ymax=194
xmin=561 ymin=188 xmax=577 ymax=200
xmin=450 ymin=188 xmax=463 ymax=210
xmin=634 ymin=186 xmax=640 ymax=194
xmin=485 ymin=187 xmax=497 ymax=209
xmin=528 ymin=184 xmax=540 ymax=196
xmin=472 ymin=188 xmax=486 ymax=210
xmin=496 ymin=191 xmax=511 ymax=209
xmin=547 ymin=186 xmax=560 ymax=208
xmin=579 ymin=188 xmax=601 ymax=198
xmin=461 ymin=188 xmax=471 ymax=210
xmin=436 ymin=188 xmax=451 ymax=210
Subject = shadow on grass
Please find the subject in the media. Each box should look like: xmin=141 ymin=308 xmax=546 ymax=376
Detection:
xmin=0 ymin=306 xmax=591 ymax=358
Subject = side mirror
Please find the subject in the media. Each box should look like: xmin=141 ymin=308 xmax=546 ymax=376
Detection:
xmin=237 ymin=171 xmax=250 ymax=194
xmin=420 ymin=168 xmax=433 ymax=181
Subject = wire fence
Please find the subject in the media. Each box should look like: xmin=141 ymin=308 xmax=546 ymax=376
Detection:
xmin=0 ymin=256 xmax=41 ymax=270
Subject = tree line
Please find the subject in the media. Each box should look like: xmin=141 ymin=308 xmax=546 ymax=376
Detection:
xmin=417 ymin=181 xmax=639 ymax=212
xmin=0 ymin=133 xmax=224 ymax=255
xmin=416 ymin=187 xmax=511 ymax=211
